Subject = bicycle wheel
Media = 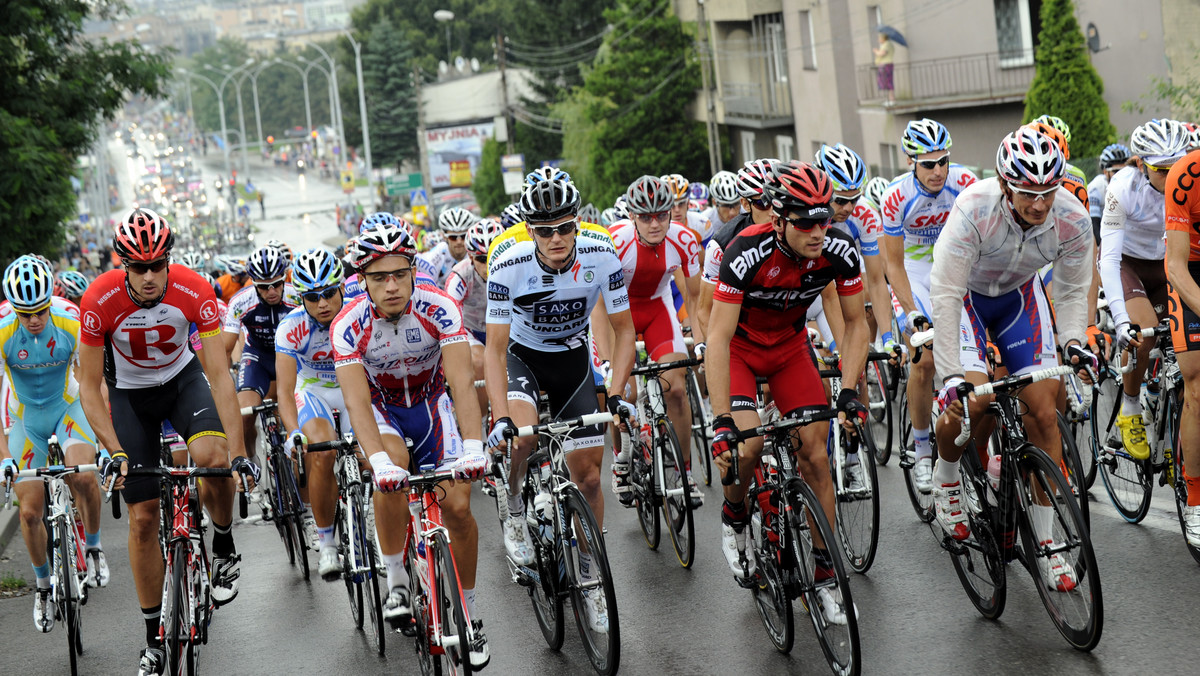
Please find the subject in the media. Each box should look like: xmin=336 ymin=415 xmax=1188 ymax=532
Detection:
xmin=58 ymin=517 xmax=82 ymax=675
xmin=657 ymin=419 xmax=695 ymax=568
xmin=835 ymin=432 xmax=880 ymax=574
xmin=408 ymin=542 xmax=437 ymax=676
xmin=866 ymin=361 xmax=893 ymax=465
xmin=1057 ymin=412 xmax=1090 ymax=530
xmin=357 ymin=492 xmax=385 ymax=655
xmin=1165 ymin=387 xmax=1200 ymax=564
xmin=528 ymin=516 xmax=566 ymax=650
xmin=748 ymin=480 xmax=793 ymax=653
xmin=164 ymin=541 xmax=189 ymax=676
xmin=430 ymin=532 xmax=473 ymax=674
xmin=631 ymin=440 xmax=660 ymax=551
xmin=1093 ymin=373 xmax=1153 ymax=522
xmin=901 ymin=406 xmax=935 ymax=524
xmin=340 ymin=499 xmax=364 ymax=629
xmin=784 ymin=478 xmax=860 ymax=676
xmin=1015 ymin=444 xmax=1103 ymax=651
xmin=562 ymin=485 xmax=620 ymax=675
xmin=685 ymin=368 xmax=713 ymax=486
xmin=279 ymin=455 xmax=311 ymax=580
xmin=947 ymin=448 xmax=1007 ymax=620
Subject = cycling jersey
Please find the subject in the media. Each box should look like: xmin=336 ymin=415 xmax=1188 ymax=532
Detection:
xmin=276 ymin=301 xmax=348 ymax=390
xmin=610 ymin=221 xmax=699 ymax=359
xmin=445 ymin=257 xmax=486 ymax=339
xmin=216 ymin=273 xmax=250 ymax=301
xmin=487 ymin=220 xmax=613 ymax=266
xmin=880 ymin=165 xmax=978 ymax=262
xmin=832 ymin=198 xmax=883 ymax=258
xmin=0 ymin=306 xmax=81 ymax=407
xmin=1164 ymin=149 xmax=1200 ymax=262
xmin=714 ymin=224 xmax=863 ymax=347
xmin=416 ymin=241 xmax=458 ymax=287
xmin=702 ymin=212 xmax=754 ymax=284
xmin=486 ymin=239 xmax=629 ymax=352
xmin=929 ymin=178 xmax=1093 ymax=379
xmin=331 ymin=287 xmax=467 ymax=409
xmin=1087 ymin=173 xmax=1108 ymax=221
xmin=223 ymin=284 xmax=297 ymax=353
xmin=79 ymin=267 xmax=222 ymax=388
xmin=1099 ymin=165 xmax=1167 ymax=325
xmin=1063 ymin=166 xmax=1090 ymax=213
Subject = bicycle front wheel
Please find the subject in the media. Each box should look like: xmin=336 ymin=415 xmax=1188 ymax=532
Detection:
xmin=685 ymin=368 xmax=713 ymax=485
xmin=430 ymin=532 xmax=473 ymax=674
xmin=357 ymin=492 xmax=385 ymax=655
xmin=658 ymin=419 xmax=695 ymax=568
xmin=164 ymin=540 xmax=190 ymax=676
xmin=835 ymin=436 xmax=880 ymax=574
xmin=631 ymin=441 xmax=660 ymax=551
xmin=1057 ymin=412 xmax=1090 ymax=530
xmin=57 ymin=516 xmax=83 ymax=675
xmin=1165 ymin=387 xmax=1200 ymax=564
xmin=277 ymin=452 xmax=310 ymax=580
xmin=1016 ymin=444 xmax=1103 ymax=651
xmin=339 ymin=499 xmax=364 ymax=629
xmin=748 ymin=480 xmax=793 ymax=653
xmin=562 ymin=485 xmax=620 ymax=675
xmin=866 ymin=360 xmax=893 ymax=465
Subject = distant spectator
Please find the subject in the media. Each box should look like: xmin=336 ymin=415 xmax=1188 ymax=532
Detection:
xmin=873 ymin=32 xmax=895 ymax=105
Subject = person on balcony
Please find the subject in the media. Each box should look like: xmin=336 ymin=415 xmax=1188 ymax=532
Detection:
xmin=874 ymin=32 xmax=895 ymax=106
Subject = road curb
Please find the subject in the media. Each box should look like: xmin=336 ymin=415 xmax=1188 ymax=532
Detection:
xmin=0 ymin=501 xmax=19 ymax=556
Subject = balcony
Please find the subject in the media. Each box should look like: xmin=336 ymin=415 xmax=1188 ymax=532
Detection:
xmin=720 ymin=80 xmax=792 ymax=128
xmin=857 ymin=50 xmax=1035 ymax=114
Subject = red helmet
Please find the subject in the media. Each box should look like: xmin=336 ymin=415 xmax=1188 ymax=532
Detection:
xmin=767 ymin=161 xmax=834 ymax=221
xmin=113 ymin=208 xmax=174 ymax=262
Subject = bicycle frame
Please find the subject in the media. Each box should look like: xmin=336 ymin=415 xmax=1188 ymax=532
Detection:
xmin=406 ymin=467 xmax=465 ymax=654
xmin=630 ymin=353 xmax=702 ymax=505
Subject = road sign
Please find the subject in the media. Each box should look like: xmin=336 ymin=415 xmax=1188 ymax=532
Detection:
xmin=409 ymin=189 xmax=428 ymax=207
xmin=385 ymin=173 xmax=422 ymax=197
xmin=341 ymin=170 xmax=355 ymax=194
xmin=501 ymin=153 xmax=525 ymax=195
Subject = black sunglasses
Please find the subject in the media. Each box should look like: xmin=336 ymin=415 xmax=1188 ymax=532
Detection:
xmin=125 ymin=258 xmax=169 ymax=274
xmin=445 ymin=234 xmax=466 ymax=241
xmin=473 ymin=254 xmax=487 ymax=264
xmin=530 ymin=221 xmax=577 ymax=239
xmin=916 ymin=155 xmax=951 ymax=170
xmin=254 ymin=279 xmax=285 ymax=290
xmin=302 ymin=286 xmax=341 ymax=303
xmin=750 ymin=198 xmax=771 ymax=210
xmin=781 ymin=215 xmax=831 ymax=231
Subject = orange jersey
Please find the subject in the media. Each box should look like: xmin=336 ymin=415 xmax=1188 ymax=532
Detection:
xmin=1165 ymin=149 xmax=1200 ymax=262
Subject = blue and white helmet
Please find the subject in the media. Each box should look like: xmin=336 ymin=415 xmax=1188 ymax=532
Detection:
xmin=55 ymin=270 xmax=90 ymax=299
xmin=901 ymin=118 xmax=952 ymax=157
xmin=291 ymin=248 xmax=344 ymax=293
xmin=525 ymin=166 xmax=571 ymax=186
xmin=360 ymin=211 xmax=405 ymax=235
xmin=500 ymin=203 xmax=523 ymax=228
xmin=3 ymin=255 xmax=54 ymax=313
xmin=814 ymin=144 xmax=867 ymax=192
xmin=246 ymin=245 xmax=288 ymax=281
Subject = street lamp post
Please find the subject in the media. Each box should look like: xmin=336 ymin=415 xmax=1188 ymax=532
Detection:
xmin=300 ymin=57 xmax=338 ymax=142
xmin=275 ymin=59 xmax=314 ymax=141
xmin=194 ymin=58 xmax=254 ymax=222
xmin=434 ymin=10 xmax=454 ymax=65
xmin=242 ymin=61 xmax=274 ymax=155
xmin=297 ymin=41 xmax=345 ymax=155
xmin=342 ymin=30 xmax=374 ymax=205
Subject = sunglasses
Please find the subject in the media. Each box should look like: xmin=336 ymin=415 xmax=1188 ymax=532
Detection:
xmin=125 ymin=258 xmax=169 ymax=274
xmin=916 ymin=155 xmax=951 ymax=170
xmin=634 ymin=212 xmax=670 ymax=224
xmin=832 ymin=192 xmax=862 ymax=206
xmin=749 ymin=198 xmax=772 ymax=210
xmin=301 ymin=286 xmax=341 ymax=303
xmin=445 ymin=234 xmax=465 ymax=241
xmin=365 ymin=267 xmax=412 ymax=284
xmin=473 ymin=255 xmax=488 ymax=264
xmin=1008 ymin=182 xmax=1061 ymax=201
xmin=15 ymin=306 xmax=49 ymax=318
xmin=780 ymin=215 xmax=832 ymax=231
xmin=530 ymin=221 xmax=577 ymax=239
xmin=1144 ymin=162 xmax=1173 ymax=174
xmin=254 ymin=279 xmax=285 ymax=290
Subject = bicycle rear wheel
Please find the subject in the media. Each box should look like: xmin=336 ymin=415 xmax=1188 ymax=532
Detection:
xmin=947 ymin=448 xmax=1007 ymax=620
xmin=748 ymin=480 xmax=793 ymax=653
xmin=1093 ymin=373 xmax=1153 ymax=522
xmin=835 ymin=435 xmax=880 ymax=574
xmin=784 ymin=478 xmax=860 ymax=676
xmin=430 ymin=532 xmax=473 ymax=674
xmin=866 ymin=361 xmax=893 ymax=465
xmin=631 ymin=441 xmax=660 ymax=551
xmin=1057 ymin=412 xmax=1090 ymax=530
xmin=357 ymin=491 xmax=385 ymax=655
xmin=1016 ymin=444 xmax=1103 ymax=651
xmin=657 ymin=419 xmax=695 ymax=568
xmin=562 ymin=485 xmax=620 ymax=676
xmin=685 ymin=368 xmax=713 ymax=486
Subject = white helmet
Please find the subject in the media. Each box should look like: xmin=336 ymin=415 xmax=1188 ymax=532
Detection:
xmin=709 ymin=171 xmax=739 ymax=205
xmin=437 ymin=207 xmax=476 ymax=234
xmin=1130 ymin=119 xmax=1191 ymax=166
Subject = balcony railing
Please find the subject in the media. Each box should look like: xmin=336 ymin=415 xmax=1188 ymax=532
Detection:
xmin=721 ymin=80 xmax=792 ymax=121
xmin=857 ymin=50 xmax=1035 ymax=107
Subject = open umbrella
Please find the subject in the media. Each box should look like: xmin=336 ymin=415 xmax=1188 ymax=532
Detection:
xmin=877 ymin=25 xmax=908 ymax=47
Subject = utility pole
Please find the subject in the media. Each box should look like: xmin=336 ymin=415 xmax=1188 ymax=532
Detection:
xmin=414 ymin=66 xmax=435 ymax=225
xmin=696 ymin=0 xmax=721 ymax=174
xmin=498 ymin=30 xmax=514 ymax=154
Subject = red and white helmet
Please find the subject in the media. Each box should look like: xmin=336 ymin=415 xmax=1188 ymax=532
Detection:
xmin=766 ymin=161 xmax=834 ymax=220
xmin=736 ymin=158 xmax=780 ymax=199
xmin=113 ymin=208 xmax=174 ymax=262
xmin=344 ymin=223 xmax=418 ymax=272
xmin=995 ymin=127 xmax=1066 ymax=187
xmin=466 ymin=219 xmax=504 ymax=258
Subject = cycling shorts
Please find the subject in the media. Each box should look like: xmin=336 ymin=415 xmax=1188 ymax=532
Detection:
xmin=376 ymin=374 xmax=462 ymax=471
xmin=295 ymin=385 xmax=398 ymax=438
xmin=110 ymin=358 xmax=226 ymax=504
xmin=1121 ymin=255 xmax=1169 ymax=319
xmin=959 ymin=276 xmax=1058 ymax=377
xmin=236 ymin=344 xmax=277 ymax=398
xmin=631 ymin=295 xmax=687 ymax=361
xmin=468 ymin=329 xmax=486 ymax=347
xmin=1168 ymin=261 xmax=1200 ymax=354
xmin=10 ymin=399 xmax=96 ymax=480
xmin=507 ymin=341 xmax=604 ymax=452
xmin=729 ymin=333 xmax=828 ymax=416
xmin=904 ymin=258 xmax=934 ymax=319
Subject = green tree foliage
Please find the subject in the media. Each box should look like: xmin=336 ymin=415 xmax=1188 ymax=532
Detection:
xmin=364 ymin=18 xmax=419 ymax=170
xmin=0 ymin=0 xmax=171 ymax=260
xmin=351 ymin=0 xmax=507 ymax=76
xmin=1022 ymin=0 xmax=1116 ymax=158
xmin=578 ymin=0 xmax=708 ymax=206
xmin=473 ymin=138 xmax=508 ymax=215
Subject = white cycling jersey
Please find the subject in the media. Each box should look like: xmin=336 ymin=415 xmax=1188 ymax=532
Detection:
xmin=486 ymin=239 xmax=629 ymax=352
xmin=1087 ymin=173 xmax=1108 ymax=220
xmin=275 ymin=302 xmax=348 ymax=390
xmin=880 ymin=165 xmax=978 ymax=263
xmin=445 ymin=257 xmax=486 ymax=335
xmin=416 ymin=241 xmax=458 ymax=288
xmin=1098 ymin=166 xmax=1167 ymax=325
xmin=930 ymin=178 xmax=1093 ymax=379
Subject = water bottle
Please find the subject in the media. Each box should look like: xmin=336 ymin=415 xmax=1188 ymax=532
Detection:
xmin=533 ymin=491 xmax=554 ymax=547
xmin=750 ymin=511 xmax=763 ymax=546
xmin=987 ymin=453 xmax=1002 ymax=496
xmin=1141 ymin=382 xmax=1160 ymax=416
xmin=415 ymin=539 xmax=429 ymax=583
xmin=639 ymin=424 xmax=652 ymax=450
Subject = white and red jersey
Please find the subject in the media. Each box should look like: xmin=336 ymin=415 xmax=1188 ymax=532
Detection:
xmin=331 ymin=287 xmax=468 ymax=409
xmin=79 ymin=267 xmax=222 ymax=388
xmin=0 ymin=296 xmax=80 ymax=321
xmin=445 ymin=257 xmax=486 ymax=335
xmin=608 ymin=220 xmax=701 ymax=302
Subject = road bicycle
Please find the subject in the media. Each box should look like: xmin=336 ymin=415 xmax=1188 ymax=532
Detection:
xmin=241 ymin=399 xmax=309 ymax=579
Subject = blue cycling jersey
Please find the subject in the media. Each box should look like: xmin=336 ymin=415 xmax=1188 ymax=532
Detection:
xmin=0 ymin=306 xmax=80 ymax=407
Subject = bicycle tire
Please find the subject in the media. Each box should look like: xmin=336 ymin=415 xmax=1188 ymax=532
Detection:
xmin=430 ymin=532 xmax=473 ymax=674
xmin=947 ymin=444 xmax=1007 ymax=620
xmin=357 ymin=491 xmax=385 ymax=655
xmin=632 ymin=439 xmax=660 ymax=551
xmin=528 ymin=518 xmax=566 ymax=650
xmin=1093 ymin=373 xmax=1153 ymax=522
xmin=1015 ymin=444 xmax=1103 ymax=651
xmin=866 ymin=361 xmax=893 ymax=465
xmin=279 ymin=452 xmax=310 ymax=580
xmin=835 ymin=432 xmax=880 ymax=574
xmin=340 ymin=499 xmax=364 ymax=629
xmin=784 ymin=477 xmax=860 ymax=676
xmin=165 ymin=540 xmax=189 ymax=676
xmin=657 ymin=419 xmax=695 ymax=568
xmin=1057 ymin=412 xmax=1090 ymax=530
xmin=562 ymin=485 xmax=621 ymax=676
xmin=747 ymin=476 xmax=794 ymax=653
xmin=407 ymin=533 xmax=438 ymax=676
xmin=1165 ymin=387 xmax=1200 ymax=565
xmin=901 ymin=412 xmax=935 ymax=524
xmin=58 ymin=515 xmax=82 ymax=676
xmin=685 ymin=368 xmax=713 ymax=486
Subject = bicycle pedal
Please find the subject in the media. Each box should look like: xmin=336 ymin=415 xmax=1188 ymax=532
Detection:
xmin=735 ymin=574 xmax=756 ymax=590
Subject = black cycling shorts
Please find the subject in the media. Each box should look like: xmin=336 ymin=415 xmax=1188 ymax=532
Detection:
xmin=111 ymin=358 xmax=225 ymax=504
xmin=507 ymin=342 xmax=604 ymax=450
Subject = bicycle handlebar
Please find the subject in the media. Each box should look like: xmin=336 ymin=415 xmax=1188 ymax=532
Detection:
xmin=631 ymin=357 xmax=703 ymax=376
xmin=1115 ymin=324 xmax=1167 ymax=375
xmin=504 ymin=412 xmax=613 ymax=441
xmin=306 ymin=438 xmax=356 ymax=453
xmin=910 ymin=328 xmax=935 ymax=364
xmin=240 ymin=399 xmax=278 ymax=416
xmin=952 ymin=363 xmax=1079 ymax=447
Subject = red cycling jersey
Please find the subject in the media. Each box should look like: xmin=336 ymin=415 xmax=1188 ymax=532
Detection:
xmin=79 ymin=267 xmax=222 ymax=388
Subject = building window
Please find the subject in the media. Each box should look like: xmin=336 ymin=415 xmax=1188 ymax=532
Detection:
xmin=741 ymin=131 xmax=757 ymax=164
xmin=867 ymin=5 xmax=882 ymax=36
xmin=799 ymin=11 xmax=817 ymax=71
xmin=994 ymin=0 xmax=1038 ymax=67
xmin=776 ymin=136 xmax=795 ymax=162
xmin=879 ymin=143 xmax=900 ymax=177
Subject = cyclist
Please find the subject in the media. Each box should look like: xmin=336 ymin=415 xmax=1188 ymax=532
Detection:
xmin=930 ymin=129 xmax=1095 ymax=591
xmin=662 ymin=173 xmax=710 ymax=239
xmin=880 ymin=118 xmax=977 ymax=493
xmin=224 ymin=245 xmax=296 ymax=470
xmin=446 ymin=218 xmax=504 ymax=426
xmin=1089 ymin=143 xmax=1132 ymax=239
xmin=332 ymin=223 xmax=491 ymax=668
xmin=609 ymin=176 xmax=703 ymax=507
xmin=707 ymin=160 xmax=870 ymax=625
xmin=0 ymin=256 xmax=106 ymax=632
xmin=1099 ymin=119 xmax=1191 ymax=461
xmin=214 ymin=257 xmax=250 ymax=301
xmin=54 ymin=270 xmax=90 ymax=306
xmin=418 ymin=207 xmax=474 ymax=287
xmin=863 ymin=176 xmax=891 ymax=211
xmin=485 ymin=177 xmax=636 ymax=634
xmin=704 ymin=171 xmax=743 ymax=243
xmin=78 ymin=209 xmax=255 ymax=673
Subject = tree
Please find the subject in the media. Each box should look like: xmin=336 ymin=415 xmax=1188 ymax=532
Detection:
xmin=363 ymin=18 xmax=419 ymax=170
xmin=578 ymin=0 xmax=709 ymax=206
xmin=473 ymin=138 xmax=508 ymax=215
xmin=0 ymin=0 xmax=171 ymax=260
xmin=1022 ymin=0 xmax=1116 ymax=158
